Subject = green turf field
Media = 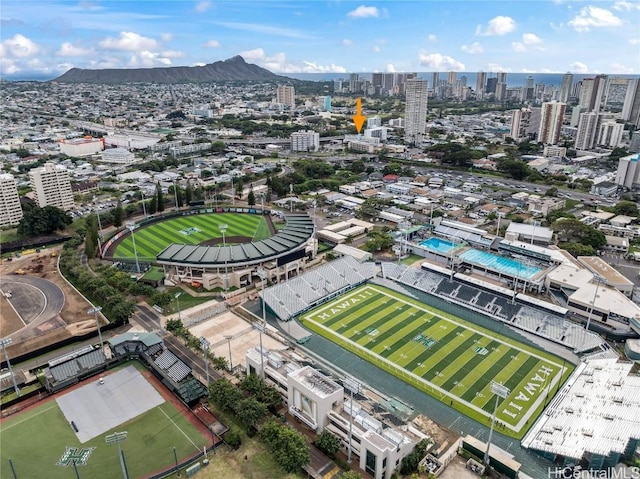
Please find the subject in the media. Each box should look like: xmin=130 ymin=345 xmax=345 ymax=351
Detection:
xmin=0 ymin=390 xmax=209 ymax=479
xmin=301 ymin=284 xmax=573 ymax=438
xmin=113 ymin=213 xmax=269 ymax=261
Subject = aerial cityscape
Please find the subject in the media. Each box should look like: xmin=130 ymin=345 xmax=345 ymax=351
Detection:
xmin=1 ymin=1 xmax=640 ymax=479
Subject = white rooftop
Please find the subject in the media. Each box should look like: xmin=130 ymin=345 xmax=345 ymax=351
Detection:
xmin=506 ymin=222 xmax=554 ymax=242
xmin=522 ymin=359 xmax=640 ymax=458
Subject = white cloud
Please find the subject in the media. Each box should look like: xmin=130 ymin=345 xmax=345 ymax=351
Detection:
xmin=160 ymin=33 xmax=173 ymax=42
xmin=1 ymin=34 xmax=40 ymax=58
xmin=373 ymin=45 xmax=381 ymax=53
xmin=476 ymin=16 xmax=516 ymax=36
xmin=522 ymin=33 xmax=542 ymax=44
xmin=610 ymin=62 xmax=635 ymax=74
xmin=238 ymin=48 xmax=346 ymax=73
xmin=386 ymin=64 xmax=396 ymax=73
xmin=512 ymin=42 xmax=527 ymax=52
xmin=629 ymin=38 xmax=640 ymax=45
xmin=218 ymin=22 xmax=312 ymax=39
xmin=99 ymin=32 xmax=158 ymax=51
xmin=129 ymin=50 xmax=172 ymax=67
xmin=204 ymin=40 xmax=221 ymax=48
xmin=342 ymin=39 xmax=353 ymax=47
xmin=427 ymin=34 xmax=437 ymax=42
xmin=418 ymin=51 xmax=465 ymax=71
xmin=613 ymin=1 xmax=640 ymax=11
xmin=195 ymin=1 xmax=212 ymax=13
xmin=0 ymin=58 xmax=20 ymax=74
xmin=56 ymin=42 xmax=92 ymax=57
xmin=487 ymin=62 xmax=511 ymax=72
xmin=461 ymin=42 xmax=484 ymax=54
xmin=570 ymin=61 xmax=589 ymax=73
xmin=56 ymin=62 xmax=75 ymax=73
xmin=347 ymin=5 xmax=379 ymax=18
xmin=521 ymin=68 xmax=536 ymax=73
xmin=161 ymin=50 xmax=183 ymax=58
xmin=568 ymin=6 xmax=622 ymax=32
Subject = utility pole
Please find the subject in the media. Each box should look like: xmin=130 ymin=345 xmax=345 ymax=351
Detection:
xmin=0 ymin=338 xmax=19 ymax=397
xmin=106 ymin=431 xmax=129 ymax=479
xmin=88 ymin=306 xmax=104 ymax=352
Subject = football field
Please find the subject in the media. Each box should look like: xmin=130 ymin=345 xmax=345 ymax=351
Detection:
xmin=113 ymin=212 xmax=269 ymax=261
xmin=301 ymin=284 xmax=573 ymax=437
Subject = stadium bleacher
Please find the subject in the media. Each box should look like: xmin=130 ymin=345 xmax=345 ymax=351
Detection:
xmin=155 ymin=350 xmax=179 ymax=370
xmin=382 ymin=263 xmax=606 ymax=354
xmin=168 ymin=361 xmax=192 ymax=383
xmin=262 ymin=256 xmax=375 ymax=320
xmin=48 ymin=349 xmax=106 ymax=383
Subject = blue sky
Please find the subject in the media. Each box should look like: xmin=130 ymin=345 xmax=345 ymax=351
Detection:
xmin=1 ymin=0 xmax=639 ymax=79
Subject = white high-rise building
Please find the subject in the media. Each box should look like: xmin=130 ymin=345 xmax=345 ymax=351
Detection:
xmin=290 ymin=130 xmax=319 ymax=152
xmin=597 ymin=121 xmax=624 ymax=148
xmin=404 ymin=79 xmax=428 ymax=144
xmin=575 ymin=112 xmax=599 ymax=150
xmin=622 ymin=78 xmax=640 ymax=126
xmin=537 ymin=101 xmax=566 ymax=145
xmin=0 ymin=173 xmax=23 ymax=227
xmin=28 ymin=162 xmax=74 ymax=211
xmin=475 ymin=71 xmax=487 ymax=99
xmin=615 ymin=153 xmax=640 ymax=189
xmin=276 ymin=85 xmax=295 ymax=109
xmin=559 ymin=73 xmax=573 ymax=103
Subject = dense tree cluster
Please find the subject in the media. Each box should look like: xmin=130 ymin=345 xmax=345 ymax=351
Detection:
xmin=17 ymin=204 xmax=72 ymax=236
xmin=551 ymin=218 xmax=606 ymax=256
xmin=259 ymin=419 xmax=311 ymax=473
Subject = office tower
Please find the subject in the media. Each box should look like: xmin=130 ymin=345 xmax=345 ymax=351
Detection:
xmin=495 ymin=82 xmax=507 ymax=101
xmin=28 ymin=162 xmax=74 ymax=211
xmin=333 ymin=79 xmax=343 ymax=94
xmin=622 ymin=78 xmax=640 ymax=127
xmin=604 ymin=78 xmax=629 ymax=111
xmin=523 ymin=76 xmax=535 ymax=101
xmin=431 ymin=72 xmax=440 ymax=92
xmin=570 ymin=106 xmax=585 ymax=128
xmin=290 ymin=130 xmax=320 ymax=152
xmin=349 ymin=73 xmax=360 ymax=93
xmin=276 ymin=85 xmax=295 ymax=108
xmin=0 ymin=173 xmax=23 ymax=227
xmin=404 ymin=79 xmax=429 ymax=144
xmin=537 ymin=101 xmax=566 ymax=145
xmin=476 ymin=71 xmax=487 ymax=99
xmin=559 ymin=73 xmax=574 ymax=103
xmin=372 ymin=73 xmax=383 ymax=88
xmin=574 ymin=112 xmax=599 ymax=150
xmin=615 ymin=153 xmax=640 ymax=189
xmin=629 ymin=131 xmax=640 ymax=154
xmin=597 ymin=121 xmax=624 ymax=148
xmin=497 ymin=71 xmax=507 ymax=84
xmin=447 ymin=71 xmax=456 ymax=85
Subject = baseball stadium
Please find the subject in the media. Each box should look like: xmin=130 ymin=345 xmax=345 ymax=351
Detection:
xmin=101 ymin=207 xmax=316 ymax=290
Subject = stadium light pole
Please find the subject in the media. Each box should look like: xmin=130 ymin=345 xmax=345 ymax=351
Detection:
xmin=140 ymin=190 xmax=147 ymax=218
xmin=344 ymin=376 xmax=361 ymax=463
xmin=199 ymin=336 xmax=210 ymax=386
xmin=256 ymin=267 xmax=267 ymax=379
xmin=173 ymin=180 xmax=179 ymax=211
xmin=0 ymin=338 xmax=20 ymax=397
xmin=586 ymin=275 xmax=606 ymax=331
xmin=106 ymin=431 xmax=129 ymax=479
xmin=530 ymin=220 xmax=539 ymax=246
xmin=88 ymin=306 xmax=104 ymax=352
xmin=93 ymin=195 xmax=103 ymax=247
xmin=126 ymin=221 xmax=140 ymax=274
xmin=224 ymin=335 xmax=233 ymax=372
xmin=484 ymin=382 xmax=510 ymax=468
xmin=174 ymin=292 xmax=183 ymax=322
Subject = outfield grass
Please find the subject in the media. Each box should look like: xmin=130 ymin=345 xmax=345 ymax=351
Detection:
xmin=0 ymin=385 xmax=209 ymax=478
xmin=113 ymin=213 xmax=267 ymax=261
xmin=301 ymin=284 xmax=574 ymax=438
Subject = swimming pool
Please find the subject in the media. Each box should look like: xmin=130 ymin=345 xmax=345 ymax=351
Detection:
xmin=459 ymin=249 xmax=542 ymax=280
xmin=420 ymin=237 xmax=460 ymax=255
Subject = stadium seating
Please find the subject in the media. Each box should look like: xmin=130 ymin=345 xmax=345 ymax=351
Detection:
xmin=155 ymin=350 xmax=179 ymax=370
xmin=262 ymin=256 xmax=375 ymax=320
xmin=168 ymin=361 xmax=192 ymax=383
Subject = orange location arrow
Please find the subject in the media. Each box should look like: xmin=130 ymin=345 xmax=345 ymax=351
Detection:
xmin=352 ymin=97 xmax=366 ymax=133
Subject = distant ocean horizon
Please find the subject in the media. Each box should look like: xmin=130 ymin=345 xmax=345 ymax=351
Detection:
xmin=4 ymin=71 xmax=639 ymax=87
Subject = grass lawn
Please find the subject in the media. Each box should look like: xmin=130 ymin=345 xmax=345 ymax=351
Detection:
xmin=300 ymin=284 xmax=574 ymax=439
xmin=401 ymin=254 xmax=424 ymax=265
xmin=165 ymin=287 xmax=218 ymax=313
xmin=0 ymin=228 xmax=21 ymax=244
xmin=113 ymin=213 xmax=267 ymax=261
xmin=0 ymin=388 xmax=209 ymax=478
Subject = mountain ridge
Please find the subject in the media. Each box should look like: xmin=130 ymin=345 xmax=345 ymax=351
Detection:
xmin=52 ymin=55 xmax=289 ymax=84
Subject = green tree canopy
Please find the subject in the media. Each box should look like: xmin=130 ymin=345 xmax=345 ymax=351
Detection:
xmin=113 ymin=200 xmax=124 ymax=227
xmin=17 ymin=204 xmax=72 ymax=236
xmin=613 ymin=200 xmax=639 ymax=217
xmin=259 ymin=419 xmax=310 ymax=474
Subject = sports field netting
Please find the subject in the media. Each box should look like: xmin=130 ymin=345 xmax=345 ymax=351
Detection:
xmin=113 ymin=213 xmax=266 ymax=260
xmin=301 ymin=284 xmax=571 ymax=437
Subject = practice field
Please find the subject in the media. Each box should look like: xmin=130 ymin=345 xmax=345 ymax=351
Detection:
xmin=113 ymin=213 xmax=269 ymax=261
xmin=0 ymin=366 xmax=209 ymax=479
xmin=301 ymin=284 xmax=573 ymax=438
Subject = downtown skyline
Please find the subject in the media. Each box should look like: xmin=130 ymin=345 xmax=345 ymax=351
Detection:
xmin=1 ymin=0 xmax=639 ymax=80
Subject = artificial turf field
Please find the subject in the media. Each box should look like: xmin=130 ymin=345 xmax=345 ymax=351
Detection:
xmin=301 ymin=284 xmax=573 ymax=438
xmin=113 ymin=212 xmax=270 ymax=261
xmin=0 ymin=374 xmax=209 ymax=479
